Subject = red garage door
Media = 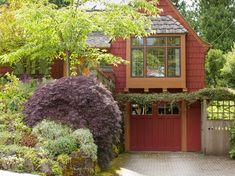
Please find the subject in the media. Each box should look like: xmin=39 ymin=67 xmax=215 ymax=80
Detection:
xmin=130 ymin=103 xmax=181 ymax=151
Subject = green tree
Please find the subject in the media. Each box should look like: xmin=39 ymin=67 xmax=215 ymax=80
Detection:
xmin=222 ymin=44 xmax=235 ymax=87
xmin=171 ymin=0 xmax=200 ymax=32
xmin=199 ymin=0 xmax=235 ymax=52
xmin=49 ymin=0 xmax=70 ymax=7
xmin=0 ymin=0 xmax=160 ymax=76
xmin=205 ymin=49 xmax=225 ymax=87
xmin=0 ymin=0 xmax=50 ymax=77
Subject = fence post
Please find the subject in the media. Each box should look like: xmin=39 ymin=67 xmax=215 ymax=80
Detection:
xmin=201 ymin=99 xmax=207 ymax=154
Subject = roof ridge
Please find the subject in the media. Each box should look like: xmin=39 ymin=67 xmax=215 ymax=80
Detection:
xmin=149 ymin=15 xmax=188 ymax=34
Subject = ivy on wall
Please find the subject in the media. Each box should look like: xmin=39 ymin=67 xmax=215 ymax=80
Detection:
xmin=116 ymin=88 xmax=235 ymax=106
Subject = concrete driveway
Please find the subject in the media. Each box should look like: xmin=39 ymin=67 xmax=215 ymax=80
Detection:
xmin=118 ymin=152 xmax=235 ymax=176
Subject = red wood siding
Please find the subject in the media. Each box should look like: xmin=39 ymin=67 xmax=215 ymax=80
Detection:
xmin=111 ymin=0 xmax=209 ymax=93
xmin=51 ymin=59 xmax=64 ymax=79
xmin=156 ymin=0 xmax=208 ymax=92
xmin=187 ymin=101 xmax=201 ymax=151
xmin=110 ymin=38 xmax=126 ymax=93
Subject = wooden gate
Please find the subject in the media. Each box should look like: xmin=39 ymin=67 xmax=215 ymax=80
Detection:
xmin=130 ymin=104 xmax=181 ymax=151
xmin=202 ymin=100 xmax=233 ymax=155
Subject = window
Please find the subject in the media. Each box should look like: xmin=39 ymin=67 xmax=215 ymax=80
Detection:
xmin=207 ymin=101 xmax=235 ymax=120
xmin=131 ymin=36 xmax=181 ymax=78
xmin=158 ymin=103 xmax=180 ymax=115
xmin=131 ymin=49 xmax=144 ymax=77
xmin=131 ymin=104 xmax=152 ymax=115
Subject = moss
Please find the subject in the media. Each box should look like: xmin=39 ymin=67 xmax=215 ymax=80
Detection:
xmin=98 ymin=153 xmax=129 ymax=176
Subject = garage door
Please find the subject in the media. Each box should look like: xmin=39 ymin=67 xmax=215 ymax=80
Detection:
xmin=130 ymin=103 xmax=181 ymax=151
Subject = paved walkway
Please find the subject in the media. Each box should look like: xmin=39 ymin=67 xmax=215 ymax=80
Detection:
xmin=0 ymin=170 xmax=37 ymax=176
xmin=118 ymin=152 xmax=235 ymax=176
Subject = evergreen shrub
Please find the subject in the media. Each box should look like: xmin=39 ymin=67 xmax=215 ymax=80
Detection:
xmin=24 ymin=77 xmax=121 ymax=169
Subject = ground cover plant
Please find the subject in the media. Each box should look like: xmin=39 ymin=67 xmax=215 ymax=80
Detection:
xmin=24 ymin=76 xmax=122 ymax=170
xmin=0 ymin=74 xmax=99 ymax=175
xmin=229 ymin=122 xmax=235 ymax=158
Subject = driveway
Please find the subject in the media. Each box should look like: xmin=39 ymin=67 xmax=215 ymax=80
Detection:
xmin=118 ymin=152 xmax=235 ymax=176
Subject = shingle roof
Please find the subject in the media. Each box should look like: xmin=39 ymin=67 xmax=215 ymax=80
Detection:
xmin=149 ymin=15 xmax=188 ymax=34
xmin=86 ymin=15 xmax=187 ymax=48
xmin=87 ymin=32 xmax=112 ymax=48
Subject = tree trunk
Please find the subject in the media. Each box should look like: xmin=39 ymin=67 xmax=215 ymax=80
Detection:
xmin=65 ymin=50 xmax=70 ymax=76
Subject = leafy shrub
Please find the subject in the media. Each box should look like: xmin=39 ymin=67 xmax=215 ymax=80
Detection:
xmin=24 ymin=76 xmax=122 ymax=169
xmin=0 ymin=73 xmax=38 ymax=113
xmin=32 ymin=120 xmax=72 ymax=141
xmin=45 ymin=137 xmax=77 ymax=156
xmin=57 ymin=154 xmax=70 ymax=166
xmin=230 ymin=122 xmax=235 ymax=158
xmin=72 ymin=129 xmax=97 ymax=161
xmin=33 ymin=121 xmax=97 ymax=159
xmin=19 ymin=134 xmax=38 ymax=147
xmin=32 ymin=120 xmax=77 ymax=156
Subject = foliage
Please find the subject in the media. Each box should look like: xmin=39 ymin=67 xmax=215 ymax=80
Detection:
xmin=0 ymin=1 xmax=51 ymax=77
xmin=199 ymin=0 xmax=235 ymax=52
xmin=0 ymin=0 xmax=160 ymax=76
xmin=19 ymin=134 xmax=38 ymax=147
xmin=222 ymin=45 xmax=235 ymax=88
xmin=0 ymin=73 xmax=39 ymax=113
xmin=0 ymin=155 xmax=25 ymax=172
xmin=32 ymin=120 xmax=98 ymax=161
xmin=72 ymin=129 xmax=98 ymax=161
xmin=205 ymin=49 xmax=225 ymax=87
xmin=32 ymin=120 xmax=72 ymax=141
xmin=117 ymin=88 xmax=235 ymax=106
xmin=171 ymin=0 xmax=200 ymax=32
xmin=57 ymin=154 xmax=70 ymax=166
xmin=49 ymin=0 xmax=70 ymax=7
xmin=97 ymin=153 xmax=129 ymax=176
xmin=32 ymin=120 xmax=77 ymax=156
xmin=230 ymin=122 xmax=235 ymax=158
xmin=45 ymin=136 xmax=78 ymax=156
xmin=24 ymin=76 xmax=122 ymax=169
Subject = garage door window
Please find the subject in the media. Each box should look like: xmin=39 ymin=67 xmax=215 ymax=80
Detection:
xmin=158 ymin=104 xmax=179 ymax=115
xmin=131 ymin=104 xmax=152 ymax=115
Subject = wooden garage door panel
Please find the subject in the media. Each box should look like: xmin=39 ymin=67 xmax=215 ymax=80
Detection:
xmin=130 ymin=114 xmax=181 ymax=151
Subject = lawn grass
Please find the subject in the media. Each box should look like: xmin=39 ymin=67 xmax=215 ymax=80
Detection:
xmin=98 ymin=153 xmax=129 ymax=176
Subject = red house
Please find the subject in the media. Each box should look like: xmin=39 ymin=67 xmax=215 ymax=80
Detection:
xmin=0 ymin=0 xmax=210 ymax=152
xmin=110 ymin=0 xmax=209 ymax=152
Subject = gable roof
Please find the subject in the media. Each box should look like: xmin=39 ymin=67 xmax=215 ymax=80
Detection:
xmin=163 ymin=0 xmax=211 ymax=48
xmin=87 ymin=15 xmax=188 ymax=48
xmin=87 ymin=32 xmax=112 ymax=48
xmin=149 ymin=15 xmax=188 ymax=34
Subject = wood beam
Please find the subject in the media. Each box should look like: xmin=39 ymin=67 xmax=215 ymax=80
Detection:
xmin=124 ymin=103 xmax=130 ymax=151
xmin=181 ymin=101 xmax=187 ymax=151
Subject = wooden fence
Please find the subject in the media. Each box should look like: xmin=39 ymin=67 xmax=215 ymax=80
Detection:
xmin=201 ymin=100 xmax=233 ymax=155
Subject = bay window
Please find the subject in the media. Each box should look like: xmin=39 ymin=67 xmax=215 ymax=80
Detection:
xmin=131 ymin=36 xmax=181 ymax=78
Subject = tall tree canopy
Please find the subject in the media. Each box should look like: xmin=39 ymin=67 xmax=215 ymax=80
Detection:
xmin=171 ymin=0 xmax=200 ymax=32
xmin=222 ymin=45 xmax=235 ymax=87
xmin=205 ymin=49 xmax=225 ymax=87
xmin=0 ymin=0 xmax=160 ymax=76
xmin=199 ymin=0 xmax=235 ymax=52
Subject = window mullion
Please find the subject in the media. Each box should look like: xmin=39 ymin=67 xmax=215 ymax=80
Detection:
xmin=144 ymin=38 xmax=147 ymax=77
xmin=165 ymin=47 xmax=168 ymax=78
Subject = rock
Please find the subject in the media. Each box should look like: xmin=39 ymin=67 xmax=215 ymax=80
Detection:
xmin=63 ymin=151 xmax=95 ymax=176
